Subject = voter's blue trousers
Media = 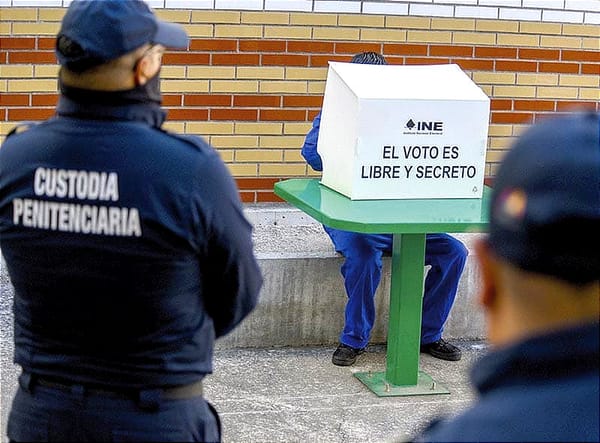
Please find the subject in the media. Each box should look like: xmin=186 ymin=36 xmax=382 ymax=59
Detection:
xmin=323 ymin=228 xmax=468 ymax=349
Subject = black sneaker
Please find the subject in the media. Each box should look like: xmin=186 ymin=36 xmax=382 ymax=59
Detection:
xmin=420 ymin=339 xmax=462 ymax=361
xmin=332 ymin=343 xmax=365 ymax=366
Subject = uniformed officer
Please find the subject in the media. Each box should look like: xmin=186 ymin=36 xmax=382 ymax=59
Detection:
xmin=414 ymin=112 xmax=599 ymax=442
xmin=0 ymin=1 xmax=262 ymax=441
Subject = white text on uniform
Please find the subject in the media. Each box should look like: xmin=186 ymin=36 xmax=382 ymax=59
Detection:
xmin=34 ymin=168 xmax=119 ymax=201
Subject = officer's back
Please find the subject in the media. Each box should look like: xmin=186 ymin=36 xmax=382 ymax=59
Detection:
xmin=0 ymin=1 xmax=262 ymax=441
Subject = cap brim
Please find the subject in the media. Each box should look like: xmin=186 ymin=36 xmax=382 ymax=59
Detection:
xmin=154 ymin=20 xmax=188 ymax=49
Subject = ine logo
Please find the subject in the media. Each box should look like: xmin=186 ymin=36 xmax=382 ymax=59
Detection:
xmin=404 ymin=119 xmax=444 ymax=134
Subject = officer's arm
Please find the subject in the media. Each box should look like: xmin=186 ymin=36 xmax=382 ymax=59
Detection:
xmin=301 ymin=113 xmax=323 ymax=172
xmin=196 ymin=155 xmax=262 ymax=338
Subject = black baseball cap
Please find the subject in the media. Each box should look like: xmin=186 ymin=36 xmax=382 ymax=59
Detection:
xmin=56 ymin=0 xmax=188 ymax=72
xmin=489 ymin=112 xmax=600 ymax=284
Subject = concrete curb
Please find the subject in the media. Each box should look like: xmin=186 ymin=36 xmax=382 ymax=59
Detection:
xmin=215 ymin=204 xmax=486 ymax=349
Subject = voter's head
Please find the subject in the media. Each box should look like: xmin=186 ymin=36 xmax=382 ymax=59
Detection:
xmin=350 ymin=52 xmax=388 ymax=65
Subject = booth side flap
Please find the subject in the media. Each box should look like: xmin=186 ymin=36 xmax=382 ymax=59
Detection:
xmin=329 ymin=62 xmax=489 ymax=101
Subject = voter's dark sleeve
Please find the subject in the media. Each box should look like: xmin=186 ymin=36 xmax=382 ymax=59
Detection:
xmin=301 ymin=112 xmax=323 ymax=172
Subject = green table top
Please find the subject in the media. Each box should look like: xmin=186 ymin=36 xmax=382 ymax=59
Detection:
xmin=274 ymin=179 xmax=491 ymax=234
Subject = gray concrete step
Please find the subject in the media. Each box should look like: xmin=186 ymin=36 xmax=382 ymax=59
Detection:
xmin=215 ymin=204 xmax=486 ymax=349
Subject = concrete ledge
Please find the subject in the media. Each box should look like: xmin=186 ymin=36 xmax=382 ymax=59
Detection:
xmin=217 ymin=203 xmax=486 ymax=349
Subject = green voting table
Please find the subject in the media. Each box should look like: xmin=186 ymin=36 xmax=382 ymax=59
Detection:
xmin=274 ymin=179 xmax=491 ymax=397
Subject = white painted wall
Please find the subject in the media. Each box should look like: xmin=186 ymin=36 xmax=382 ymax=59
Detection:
xmin=2 ymin=0 xmax=600 ymax=24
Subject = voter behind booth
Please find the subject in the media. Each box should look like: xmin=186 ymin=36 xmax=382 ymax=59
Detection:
xmin=414 ymin=112 xmax=600 ymax=442
xmin=302 ymin=52 xmax=468 ymax=366
xmin=0 ymin=1 xmax=262 ymax=441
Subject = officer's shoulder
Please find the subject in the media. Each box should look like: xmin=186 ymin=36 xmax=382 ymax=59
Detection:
xmin=160 ymin=130 xmax=212 ymax=153
xmin=5 ymin=121 xmax=40 ymax=139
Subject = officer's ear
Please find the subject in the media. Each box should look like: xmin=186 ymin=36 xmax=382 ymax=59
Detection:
xmin=133 ymin=54 xmax=152 ymax=86
xmin=475 ymin=237 xmax=510 ymax=345
xmin=475 ymin=238 xmax=500 ymax=312
xmin=133 ymin=44 xmax=163 ymax=86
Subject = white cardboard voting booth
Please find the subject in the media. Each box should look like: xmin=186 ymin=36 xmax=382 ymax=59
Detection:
xmin=317 ymin=62 xmax=490 ymax=200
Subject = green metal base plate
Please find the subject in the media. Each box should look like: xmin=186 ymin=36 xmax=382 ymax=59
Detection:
xmin=354 ymin=371 xmax=451 ymax=397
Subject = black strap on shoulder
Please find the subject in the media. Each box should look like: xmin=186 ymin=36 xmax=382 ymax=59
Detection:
xmin=6 ymin=121 xmax=39 ymax=138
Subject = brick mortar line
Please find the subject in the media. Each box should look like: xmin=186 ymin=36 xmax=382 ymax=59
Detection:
xmin=4 ymin=101 xmax=599 ymax=116
xmin=1 ymin=9 xmax=600 ymax=29
xmin=2 ymin=38 xmax=598 ymax=60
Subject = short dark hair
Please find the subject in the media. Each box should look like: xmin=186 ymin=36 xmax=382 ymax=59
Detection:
xmin=350 ymin=52 xmax=388 ymax=65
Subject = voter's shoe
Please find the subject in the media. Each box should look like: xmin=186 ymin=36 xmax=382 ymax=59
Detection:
xmin=420 ymin=338 xmax=462 ymax=361
xmin=332 ymin=343 xmax=365 ymax=366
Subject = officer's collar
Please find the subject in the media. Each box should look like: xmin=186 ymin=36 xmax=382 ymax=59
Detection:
xmin=471 ymin=321 xmax=599 ymax=394
xmin=56 ymin=81 xmax=166 ymax=128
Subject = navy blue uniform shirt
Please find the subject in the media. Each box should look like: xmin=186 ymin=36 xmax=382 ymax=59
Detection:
xmin=0 ymin=94 xmax=262 ymax=389
xmin=416 ymin=322 xmax=600 ymax=442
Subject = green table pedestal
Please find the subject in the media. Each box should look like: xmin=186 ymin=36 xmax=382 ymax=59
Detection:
xmin=354 ymin=233 xmax=450 ymax=397
xmin=354 ymin=371 xmax=450 ymax=397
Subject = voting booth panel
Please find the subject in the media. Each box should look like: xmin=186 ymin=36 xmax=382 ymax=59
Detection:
xmin=317 ymin=63 xmax=490 ymax=200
